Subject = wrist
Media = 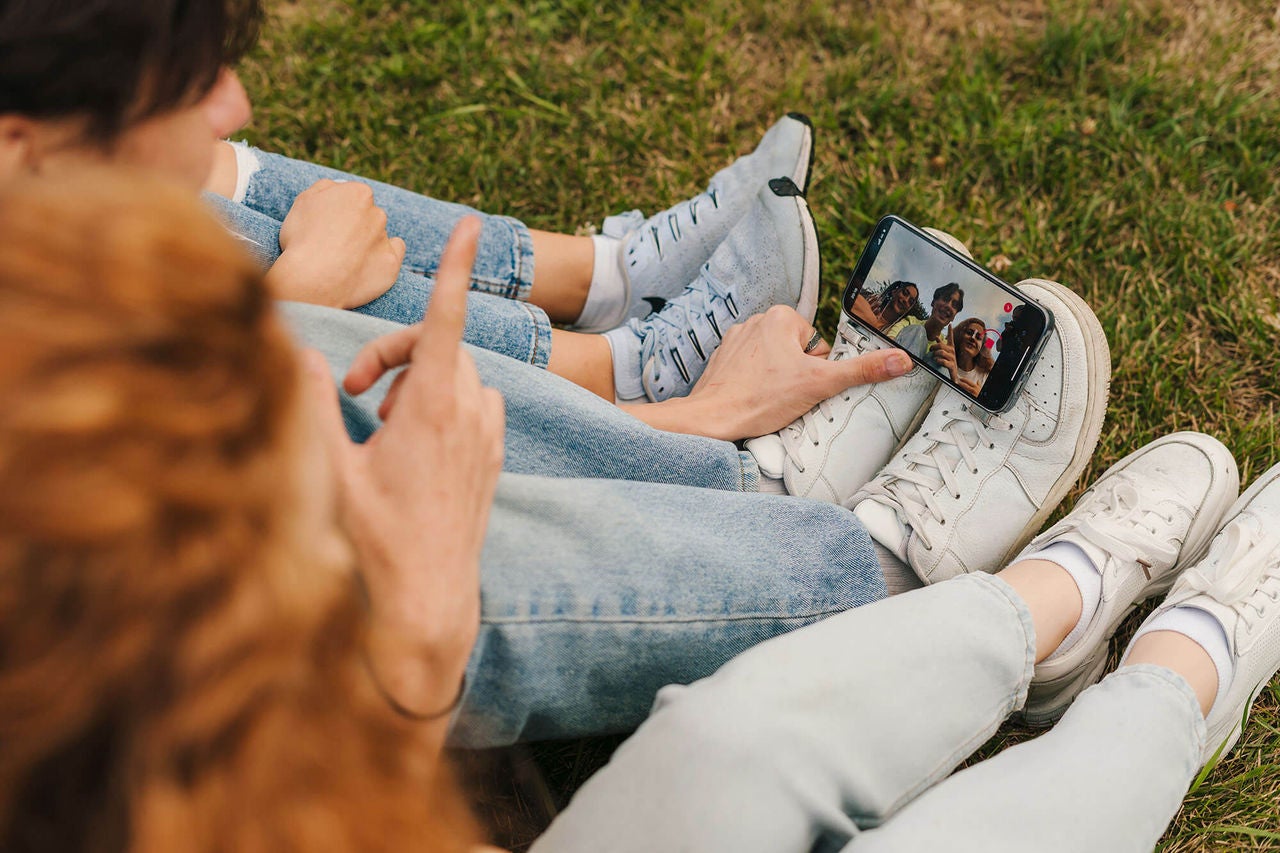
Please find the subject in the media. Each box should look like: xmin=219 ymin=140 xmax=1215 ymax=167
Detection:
xmin=621 ymin=394 xmax=739 ymax=441
xmin=364 ymin=614 xmax=476 ymax=718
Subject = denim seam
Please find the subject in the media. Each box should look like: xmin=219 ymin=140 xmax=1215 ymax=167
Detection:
xmin=517 ymin=301 xmax=553 ymax=369
xmin=481 ymin=607 xmax=857 ymax=626
xmin=736 ymin=449 xmax=759 ymax=492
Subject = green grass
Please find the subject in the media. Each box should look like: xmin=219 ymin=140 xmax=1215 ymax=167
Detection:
xmin=244 ymin=1 xmax=1280 ymax=848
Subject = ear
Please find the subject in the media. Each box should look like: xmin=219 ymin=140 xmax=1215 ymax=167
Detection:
xmin=0 ymin=115 xmax=38 ymax=181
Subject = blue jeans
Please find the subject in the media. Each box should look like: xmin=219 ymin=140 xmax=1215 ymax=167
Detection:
xmin=536 ymin=574 xmax=1204 ymax=852
xmin=203 ymin=144 xmax=553 ymax=367
xmin=283 ymin=301 xmax=758 ymax=488
xmin=280 ymin=301 xmax=887 ymax=746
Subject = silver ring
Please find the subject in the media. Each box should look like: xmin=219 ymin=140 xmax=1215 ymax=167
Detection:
xmin=804 ymin=330 xmax=823 ymax=353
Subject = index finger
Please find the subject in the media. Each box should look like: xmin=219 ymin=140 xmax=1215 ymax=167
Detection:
xmin=413 ymin=216 xmax=481 ymax=374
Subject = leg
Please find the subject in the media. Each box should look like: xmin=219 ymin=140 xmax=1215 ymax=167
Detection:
xmin=209 ymin=197 xmax=557 ymax=367
xmin=220 ymin=143 xmax=548 ymax=305
xmin=279 ymin=301 xmax=759 ymax=489
xmin=532 ymin=435 xmax=1236 ymax=852
xmin=453 ymin=472 xmax=888 ymax=746
xmin=850 ymin=664 xmax=1203 ymax=853
xmin=531 ymin=573 xmax=1038 ymax=853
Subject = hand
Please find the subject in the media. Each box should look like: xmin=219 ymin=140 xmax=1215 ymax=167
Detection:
xmin=626 ymin=306 xmax=913 ymax=441
xmin=956 ymin=377 xmax=983 ymax=396
xmin=267 ymin=179 xmax=408 ymax=309
xmin=928 ymin=338 xmax=957 ymax=374
xmin=304 ymin=216 xmax=503 ymax=720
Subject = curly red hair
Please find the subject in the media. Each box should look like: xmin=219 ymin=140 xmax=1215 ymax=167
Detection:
xmin=0 ymin=171 xmax=478 ymax=852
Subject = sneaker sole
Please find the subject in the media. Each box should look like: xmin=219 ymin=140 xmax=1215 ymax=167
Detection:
xmin=785 ymin=112 xmax=815 ymax=194
xmin=1198 ymin=461 xmax=1280 ymax=765
xmin=994 ymin=278 xmax=1111 ymax=571
xmin=796 ymin=194 xmax=821 ymax=323
xmin=1018 ymin=432 xmax=1241 ymax=727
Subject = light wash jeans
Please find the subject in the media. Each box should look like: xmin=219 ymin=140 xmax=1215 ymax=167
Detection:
xmin=278 ymin=302 xmax=888 ymax=746
xmin=282 ymin=302 xmax=759 ymax=487
xmin=203 ymin=143 xmax=553 ymax=367
xmin=535 ymin=573 xmax=1205 ymax=852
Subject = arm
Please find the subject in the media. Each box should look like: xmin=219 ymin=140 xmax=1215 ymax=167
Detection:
xmin=849 ymin=292 xmax=882 ymax=329
xmin=305 ymin=217 xmax=501 ymax=759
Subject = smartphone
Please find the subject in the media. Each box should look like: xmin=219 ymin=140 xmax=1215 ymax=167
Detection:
xmin=842 ymin=215 xmax=1052 ymax=413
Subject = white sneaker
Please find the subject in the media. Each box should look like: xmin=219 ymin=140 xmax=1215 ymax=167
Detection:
xmin=576 ymin=114 xmax=814 ymax=332
xmin=746 ymin=229 xmax=968 ymax=503
xmin=1132 ymin=463 xmax=1280 ymax=767
xmin=850 ymin=279 xmax=1111 ymax=583
xmin=1018 ymin=433 xmax=1239 ymax=726
xmin=607 ymin=177 xmax=819 ymax=402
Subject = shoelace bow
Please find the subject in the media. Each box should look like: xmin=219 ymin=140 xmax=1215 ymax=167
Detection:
xmin=1055 ymin=472 xmax=1183 ymax=571
xmin=781 ymin=327 xmax=867 ymax=471
xmin=860 ymin=402 xmax=1012 ymax=550
xmin=1183 ymin=519 xmax=1280 ymax=628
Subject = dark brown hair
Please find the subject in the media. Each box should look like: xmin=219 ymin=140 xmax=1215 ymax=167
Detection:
xmin=0 ymin=0 xmax=263 ymax=143
xmin=0 ymin=170 xmax=479 ymax=852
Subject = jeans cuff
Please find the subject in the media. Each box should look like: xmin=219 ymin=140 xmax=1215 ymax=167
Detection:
xmin=520 ymin=301 xmax=553 ymax=369
xmin=971 ymin=572 xmax=1039 ymax=711
xmin=1099 ymin=663 xmax=1207 ymax=760
xmin=466 ymin=215 xmax=535 ymax=302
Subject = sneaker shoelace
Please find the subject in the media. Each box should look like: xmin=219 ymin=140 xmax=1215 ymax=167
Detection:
xmin=640 ymin=268 xmax=739 ymax=387
xmin=1048 ymin=472 xmax=1184 ymax=574
xmin=605 ymin=185 xmax=723 ymax=265
xmin=780 ymin=327 xmax=868 ymax=472
xmin=1184 ymin=518 xmax=1280 ymax=630
xmin=859 ymin=402 xmax=1014 ymax=550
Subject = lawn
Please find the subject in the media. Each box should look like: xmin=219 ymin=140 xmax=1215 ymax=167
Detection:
xmin=242 ymin=0 xmax=1280 ymax=849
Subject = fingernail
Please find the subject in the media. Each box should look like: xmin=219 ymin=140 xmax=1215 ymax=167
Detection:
xmin=887 ymin=351 xmax=912 ymax=377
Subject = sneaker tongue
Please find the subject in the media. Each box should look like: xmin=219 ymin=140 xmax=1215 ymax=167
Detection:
xmin=855 ymin=498 xmax=911 ymax=562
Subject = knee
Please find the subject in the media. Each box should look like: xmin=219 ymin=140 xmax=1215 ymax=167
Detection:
xmin=634 ymin=677 xmax=788 ymax=773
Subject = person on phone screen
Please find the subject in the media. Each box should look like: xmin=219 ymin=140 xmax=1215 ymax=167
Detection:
xmin=894 ymin=282 xmax=964 ymax=372
xmin=849 ymin=279 xmax=923 ymax=334
xmin=950 ymin=316 xmax=994 ymax=395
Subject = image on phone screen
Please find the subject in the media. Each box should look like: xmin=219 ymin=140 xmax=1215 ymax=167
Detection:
xmin=842 ymin=216 xmax=1050 ymax=412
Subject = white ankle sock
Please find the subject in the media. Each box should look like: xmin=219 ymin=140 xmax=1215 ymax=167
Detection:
xmin=1129 ymin=606 xmax=1234 ymax=714
xmin=576 ymin=235 xmax=628 ymax=330
xmin=854 ymin=499 xmax=910 ymax=563
xmin=602 ymin=325 xmax=644 ymax=401
xmin=1027 ymin=541 xmax=1103 ymax=662
xmin=852 ymin=500 xmax=922 ymax=595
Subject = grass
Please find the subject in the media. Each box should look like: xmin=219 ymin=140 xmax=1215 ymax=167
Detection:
xmin=242 ymin=0 xmax=1280 ymax=848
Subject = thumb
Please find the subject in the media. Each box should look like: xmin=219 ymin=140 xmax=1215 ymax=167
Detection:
xmin=814 ymin=349 xmax=913 ymax=396
xmin=300 ymin=349 xmax=359 ymax=482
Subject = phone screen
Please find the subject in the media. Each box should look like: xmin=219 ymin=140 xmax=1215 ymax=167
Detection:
xmin=842 ymin=216 xmax=1050 ymax=412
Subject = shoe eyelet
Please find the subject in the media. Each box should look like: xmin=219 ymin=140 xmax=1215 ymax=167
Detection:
xmin=988 ymin=443 xmax=995 ymax=449
xmin=953 ymin=493 xmax=960 ymax=500
xmin=827 ymin=417 xmax=835 ymax=424
xmin=797 ymin=465 xmax=806 ymax=473
xmin=971 ymin=468 xmax=978 ymax=474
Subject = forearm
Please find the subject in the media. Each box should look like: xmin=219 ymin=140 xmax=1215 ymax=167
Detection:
xmin=620 ymin=395 xmax=741 ymax=442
